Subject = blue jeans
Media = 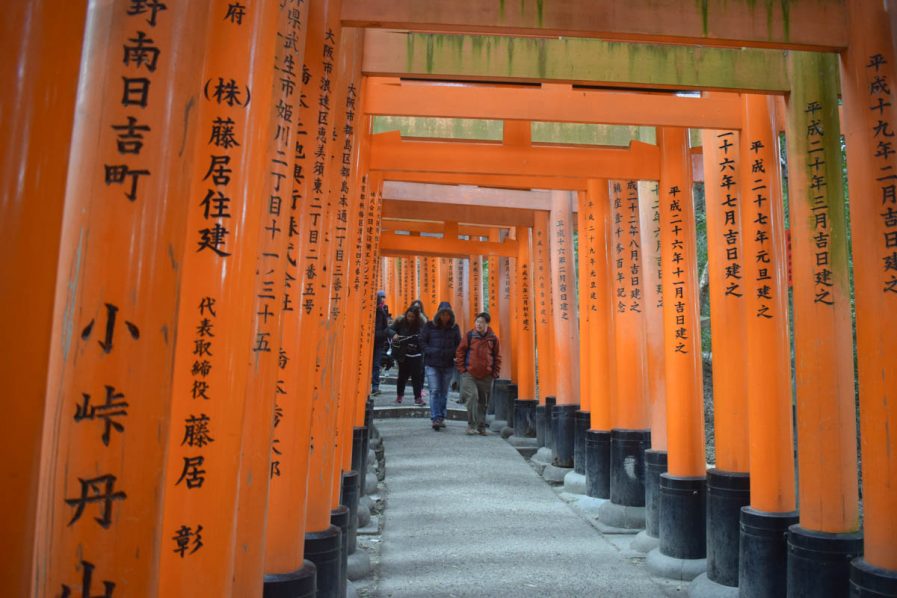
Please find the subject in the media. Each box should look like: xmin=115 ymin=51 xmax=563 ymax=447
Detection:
xmin=372 ymin=344 xmax=385 ymax=392
xmin=426 ymin=366 xmax=454 ymax=422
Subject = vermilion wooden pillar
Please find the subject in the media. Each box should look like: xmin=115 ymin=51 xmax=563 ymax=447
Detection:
xmin=37 ymin=3 xmax=210 ymax=596
xmin=698 ymin=127 xmax=751 ymax=591
xmin=840 ymin=5 xmax=897 ymax=589
xmin=583 ymin=180 xmax=616 ymax=437
xmin=634 ymin=179 xmax=668 ymax=553
xmin=262 ymin=0 xmax=316 ymax=585
xmin=548 ymin=191 xmax=580 ymax=469
xmin=456 ymin=258 xmax=469 ymax=334
xmin=420 ymin=257 xmax=435 ymax=317
xmin=576 ymin=198 xmax=592 ymax=416
xmin=732 ymin=93 xmax=799 ymax=597
xmin=533 ymin=212 xmax=557 ymax=402
xmin=288 ymin=0 xmax=348 ymax=595
xmin=646 ymin=127 xmax=707 ymax=575
xmin=233 ymin=2 xmax=312 ymax=594
xmin=513 ymin=227 xmax=536 ymax=401
xmin=438 ymin=257 xmax=452 ymax=306
xmin=487 ymin=230 xmax=502 ymax=338
xmin=0 ymin=3 xmax=87 ymax=595
xmin=609 ymin=181 xmax=649 ymax=433
xmin=469 ymin=254 xmax=484 ymax=324
xmin=499 ymin=244 xmax=514 ymax=376
xmin=573 ymin=193 xmax=592 ymax=477
xmin=784 ymin=50 xmax=863 ymax=597
xmin=581 ymin=180 xmax=616 ymax=502
xmin=600 ymin=180 xmax=651 ymax=530
xmin=158 ymin=3 xmax=279 ymax=595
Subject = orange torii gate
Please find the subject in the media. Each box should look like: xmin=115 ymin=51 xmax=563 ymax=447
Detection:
xmin=5 ymin=2 xmax=897 ymax=597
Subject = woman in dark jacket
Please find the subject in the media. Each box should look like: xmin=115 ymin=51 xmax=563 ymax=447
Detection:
xmin=420 ymin=301 xmax=462 ymax=430
xmin=387 ymin=306 xmax=425 ymax=405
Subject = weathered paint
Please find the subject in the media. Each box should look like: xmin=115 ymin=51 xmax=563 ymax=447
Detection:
xmin=345 ymin=0 xmax=846 ymax=50
xmin=364 ymin=31 xmax=792 ymax=93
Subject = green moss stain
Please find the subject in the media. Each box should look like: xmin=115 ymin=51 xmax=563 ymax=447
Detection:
xmin=536 ymin=0 xmax=544 ymax=27
xmin=405 ymin=34 xmax=415 ymax=73
xmin=695 ymin=0 xmax=796 ymax=42
xmin=426 ymin=36 xmax=434 ymax=73
xmin=537 ymin=38 xmax=547 ymax=79
xmin=499 ymin=0 xmax=505 ymax=20
xmin=697 ymin=0 xmax=710 ymax=36
xmin=779 ymin=0 xmax=791 ymax=40
xmin=507 ymin=38 xmax=514 ymax=75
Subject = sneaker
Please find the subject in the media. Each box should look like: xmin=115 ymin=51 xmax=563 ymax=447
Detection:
xmin=477 ymin=428 xmax=489 ymax=436
xmin=436 ymin=419 xmax=446 ymax=429
xmin=371 ymin=389 xmax=381 ymax=397
xmin=465 ymin=427 xmax=477 ymax=435
xmin=432 ymin=421 xmax=440 ymax=431
xmin=396 ymin=396 xmax=403 ymax=404
xmin=414 ymin=397 xmax=425 ymax=406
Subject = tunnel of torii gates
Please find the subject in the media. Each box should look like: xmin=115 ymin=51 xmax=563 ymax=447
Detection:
xmin=3 ymin=1 xmax=897 ymax=597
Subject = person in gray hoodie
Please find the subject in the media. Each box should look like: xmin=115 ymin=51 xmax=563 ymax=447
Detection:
xmin=420 ymin=301 xmax=461 ymax=430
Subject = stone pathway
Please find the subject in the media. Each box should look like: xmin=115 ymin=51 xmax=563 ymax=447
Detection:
xmin=357 ymin=416 xmax=687 ymax=597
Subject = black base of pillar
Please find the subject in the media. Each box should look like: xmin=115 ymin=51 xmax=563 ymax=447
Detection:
xmin=644 ymin=449 xmax=667 ymax=539
xmin=585 ymin=429 xmax=611 ymax=499
xmin=351 ymin=427 xmax=365 ymax=474
xmin=786 ymin=525 xmax=863 ymax=597
xmin=506 ymin=384 xmax=518 ymax=429
xmin=493 ymin=379 xmax=510 ymax=420
xmin=553 ymin=404 xmax=578 ymax=468
xmin=573 ymin=410 xmax=589 ymax=474
xmin=738 ymin=506 xmax=798 ymax=598
xmin=545 ymin=396 xmax=557 ymax=453
xmin=706 ymin=469 xmax=750 ymax=588
xmin=659 ymin=473 xmax=707 ymax=560
xmin=340 ymin=471 xmax=360 ymax=554
xmin=610 ymin=429 xmax=650 ymax=507
xmin=263 ymin=560 xmax=317 ymax=598
xmin=364 ymin=399 xmax=373 ymax=430
xmin=514 ymin=399 xmax=538 ymax=438
xmin=360 ymin=425 xmax=371 ymax=498
xmin=535 ymin=405 xmax=547 ymax=446
xmin=850 ymin=557 xmax=897 ymax=597
xmin=304 ymin=525 xmax=342 ymax=598
xmin=330 ymin=507 xmax=349 ymax=598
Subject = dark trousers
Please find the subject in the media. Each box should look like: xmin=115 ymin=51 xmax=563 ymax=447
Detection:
xmin=396 ymin=356 xmax=423 ymax=399
xmin=371 ymin=344 xmax=385 ymax=391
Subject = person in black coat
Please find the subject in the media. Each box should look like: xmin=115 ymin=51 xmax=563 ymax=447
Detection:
xmin=387 ymin=306 xmax=425 ymax=405
xmin=371 ymin=290 xmax=390 ymax=396
xmin=420 ymin=301 xmax=462 ymax=430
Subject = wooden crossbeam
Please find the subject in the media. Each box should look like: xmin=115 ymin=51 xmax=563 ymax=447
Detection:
xmin=380 ymin=231 xmax=518 ymax=258
xmin=344 ymin=0 xmax=847 ymax=51
xmin=365 ymin=78 xmax=744 ymax=129
xmin=383 ymin=170 xmax=588 ymax=191
xmin=381 ymin=219 xmax=500 ymax=237
xmin=362 ymin=31 xmax=792 ymax=93
xmin=381 ymin=199 xmax=536 ymax=227
xmin=370 ymin=131 xmax=661 ymax=180
xmin=383 ymin=181 xmax=552 ymax=210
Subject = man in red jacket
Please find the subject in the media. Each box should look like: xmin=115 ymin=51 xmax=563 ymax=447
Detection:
xmin=454 ymin=312 xmax=502 ymax=435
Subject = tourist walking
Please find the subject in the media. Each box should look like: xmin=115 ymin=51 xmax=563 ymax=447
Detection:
xmin=421 ymin=301 xmax=462 ymax=431
xmin=455 ymin=312 xmax=501 ymax=435
xmin=388 ymin=306 xmax=425 ymax=405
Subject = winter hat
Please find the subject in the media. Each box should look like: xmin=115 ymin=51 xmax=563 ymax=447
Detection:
xmin=437 ymin=301 xmax=452 ymax=312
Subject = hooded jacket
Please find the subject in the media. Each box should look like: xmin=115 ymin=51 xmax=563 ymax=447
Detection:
xmin=454 ymin=326 xmax=501 ymax=379
xmin=421 ymin=302 xmax=462 ymax=368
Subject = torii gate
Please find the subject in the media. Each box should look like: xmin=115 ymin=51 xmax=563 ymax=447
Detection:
xmin=2 ymin=2 xmax=894 ymax=598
